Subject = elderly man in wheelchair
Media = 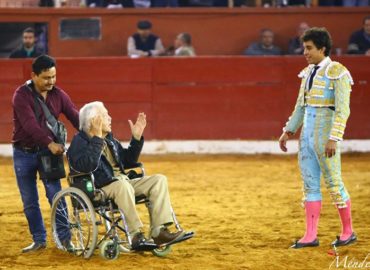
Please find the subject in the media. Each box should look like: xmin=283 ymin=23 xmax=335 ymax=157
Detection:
xmin=51 ymin=101 xmax=193 ymax=259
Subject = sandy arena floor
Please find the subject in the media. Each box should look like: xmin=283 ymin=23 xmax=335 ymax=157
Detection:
xmin=0 ymin=154 xmax=369 ymax=270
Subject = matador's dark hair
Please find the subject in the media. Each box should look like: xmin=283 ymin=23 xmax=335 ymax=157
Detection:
xmin=301 ymin=27 xmax=332 ymax=56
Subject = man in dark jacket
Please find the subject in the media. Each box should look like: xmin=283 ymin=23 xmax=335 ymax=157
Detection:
xmin=9 ymin=28 xmax=42 ymax=59
xmin=67 ymin=101 xmax=186 ymax=250
xmin=347 ymin=15 xmax=370 ymax=55
xmin=127 ymin=20 xmax=165 ymax=57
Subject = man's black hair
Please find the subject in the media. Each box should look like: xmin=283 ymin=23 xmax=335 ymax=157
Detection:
xmin=180 ymin=33 xmax=192 ymax=45
xmin=137 ymin=20 xmax=152 ymax=30
xmin=32 ymin=54 xmax=56 ymax=75
xmin=301 ymin=27 xmax=332 ymax=56
xmin=23 ymin=27 xmax=35 ymax=35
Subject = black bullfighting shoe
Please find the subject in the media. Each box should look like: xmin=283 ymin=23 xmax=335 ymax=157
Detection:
xmin=290 ymin=239 xmax=319 ymax=249
xmin=331 ymin=233 xmax=357 ymax=247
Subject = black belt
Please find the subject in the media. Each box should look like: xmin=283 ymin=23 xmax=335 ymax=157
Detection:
xmin=13 ymin=144 xmax=40 ymax=154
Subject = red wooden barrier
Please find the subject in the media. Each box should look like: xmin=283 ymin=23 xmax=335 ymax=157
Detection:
xmin=1 ymin=56 xmax=369 ymax=143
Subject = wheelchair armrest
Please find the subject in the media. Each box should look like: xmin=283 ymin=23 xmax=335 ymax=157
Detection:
xmin=68 ymin=172 xmax=97 ymax=195
xmin=124 ymin=162 xmax=145 ymax=180
xmin=68 ymin=172 xmax=93 ymax=185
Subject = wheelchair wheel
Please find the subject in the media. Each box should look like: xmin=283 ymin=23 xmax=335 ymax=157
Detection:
xmin=100 ymin=240 xmax=119 ymax=260
xmin=51 ymin=187 xmax=98 ymax=259
xmin=101 ymin=208 xmax=131 ymax=253
xmin=151 ymin=245 xmax=172 ymax=257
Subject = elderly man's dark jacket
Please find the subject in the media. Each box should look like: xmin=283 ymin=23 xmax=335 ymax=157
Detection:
xmin=67 ymin=131 xmax=143 ymax=188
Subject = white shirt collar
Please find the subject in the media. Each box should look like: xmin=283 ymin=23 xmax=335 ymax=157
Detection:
xmin=313 ymin=56 xmax=331 ymax=70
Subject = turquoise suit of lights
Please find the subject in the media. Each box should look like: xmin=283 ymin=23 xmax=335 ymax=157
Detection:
xmin=284 ymin=57 xmax=353 ymax=208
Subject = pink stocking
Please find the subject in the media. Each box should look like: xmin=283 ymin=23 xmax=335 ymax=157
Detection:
xmin=337 ymin=200 xmax=353 ymax=241
xmin=299 ymin=201 xmax=321 ymax=243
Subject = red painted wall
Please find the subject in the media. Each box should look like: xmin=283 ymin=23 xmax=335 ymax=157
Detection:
xmin=1 ymin=56 xmax=369 ymax=143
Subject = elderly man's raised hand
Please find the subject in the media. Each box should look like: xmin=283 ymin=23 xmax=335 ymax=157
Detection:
xmin=128 ymin=112 xmax=147 ymax=141
xmin=90 ymin=115 xmax=103 ymax=138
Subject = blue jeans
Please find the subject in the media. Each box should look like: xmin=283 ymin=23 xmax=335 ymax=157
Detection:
xmin=13 ymin=148 xmax=70 ymax=244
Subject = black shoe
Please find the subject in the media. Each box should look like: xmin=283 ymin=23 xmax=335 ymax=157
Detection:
xmin=332 ymin=233 xmax=357 ymax=247
xmin=131 ymin=232 xmax=157 ymax=251
xmin=22 ymin=242 xmax=46 ymax=253
xmin=290 ymin=239 xmax=319 ymax=249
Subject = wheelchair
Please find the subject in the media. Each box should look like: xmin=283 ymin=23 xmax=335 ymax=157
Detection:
xmin=50 ymin=163 xmax=192 ymax=260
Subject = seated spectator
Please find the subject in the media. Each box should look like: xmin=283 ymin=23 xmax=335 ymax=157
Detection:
xmin=285 ymin=0 xmax=306 ymax=6
xmin=105 ymin=0 xmax=123 ymax=7
xmin=127 ymin=20 xmax=165 ymax=57
xmin=67 ymin=102 xmax=189 ymax=249
xmin=318 ymin=0 xmax=342 ymax=6
xmin=343 ymin=0 xmax=369 ymax=6
xmin=39 ymin=0 xmax=55 ymax=6
xmin=174 ymin=33 xmax=196 ymax=57
xmin=347 ymin=15 xmax=370 ymax=55
xmin=99 ymin=0 xmax=135 ymax=7
xmin=131 ymin=0 xmax=150 ymax=7
xmin=187 ymin=0 xmax=213 ymax=6
xmin=244 ymin=29 xmax=282 ymax=56
xmin=288 ymin=22 xmax=309 ymax=55
xmin=9 ymin=28 xmax=42 ymax=59
xmin=87 ymin=0 xmax=104 ymax=6
xmin=151 ymin=0 xmax=178 ymax=7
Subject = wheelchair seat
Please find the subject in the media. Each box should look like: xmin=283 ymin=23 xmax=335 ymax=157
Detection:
xmin=67 ymin=162 xmax=148 ymax=208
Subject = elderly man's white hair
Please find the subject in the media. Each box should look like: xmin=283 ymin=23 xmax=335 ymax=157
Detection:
xmin=79 ymin=101 xmax=105 ymax=132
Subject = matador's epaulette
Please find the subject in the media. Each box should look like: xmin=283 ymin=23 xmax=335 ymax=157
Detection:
xmin=325 ymin=61 xmax=354 ymax=85
xmin=298 ymin=66 xmax=311 ymax=78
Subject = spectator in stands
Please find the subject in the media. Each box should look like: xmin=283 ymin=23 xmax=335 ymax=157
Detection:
xmin=132 ymin=0 xmax=150 ymax=7
xmin=186 ymin=0 xmax=213 ymax=6
xmin=284 ymin=0 xmax=306 ymax=6
xmin=127 ymin=20 xmax=165 ymax=58
xmin=244 ymin=29 xmax=282 ymax=56
xmin=318 ymin=0 xmax=342 ymax=6
xmin=288 ymin=22 xmax=309 ymax=55
xmin=347 ymin=15 xmax=370 ymax=55
xmin=98 ymin=0 xmax=135 ymax=7
xmin=9 ymin=28 xmax=42 ymax=59
xmin=343 ymin=0 xmax=369 ymax=6
xmin=151 ymin=0 xmax=178 ymax=7
xmin=39 ymin=0 xmax=55 ymax=6
xmin=87 ymin=0 xmax=104 ymax=6
xmin=174 ymin=33 xmax=196 ymax=57
xmin=105 ymin=0 xmax=123 ymax=7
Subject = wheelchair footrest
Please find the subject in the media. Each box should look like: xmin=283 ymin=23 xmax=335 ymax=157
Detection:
xmin=131 ymin=242 xmax=157 ymax=252
xmin=158 ymin=231 xmax=195 ymax=248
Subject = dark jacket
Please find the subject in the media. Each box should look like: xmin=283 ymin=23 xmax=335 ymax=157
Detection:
xmin=9 ymin=47 xmax=42 ymax=58
xmin=67 ymin=131 xmax=143 ymax=188
xmin=132 ymin=33 xmax=158 ymax=54
xmin=348 ymin=29 xmax=370 ymax=55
